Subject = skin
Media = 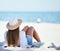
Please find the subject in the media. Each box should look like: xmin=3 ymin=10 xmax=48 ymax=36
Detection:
xmin=22 ymin=26 xmax=41 ymax=42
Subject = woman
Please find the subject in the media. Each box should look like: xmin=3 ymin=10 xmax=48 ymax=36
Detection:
xmin=4 ymin=18 xmax=42 ymax=48
xmin=4 ymin=18 xmax=22 ymax=47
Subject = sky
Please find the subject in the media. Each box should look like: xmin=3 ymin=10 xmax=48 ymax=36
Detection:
xmin=0 ymin=0 xmax=60 ymax=12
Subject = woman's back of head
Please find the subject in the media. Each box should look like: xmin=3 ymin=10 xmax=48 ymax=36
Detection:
xmin=6 ymin=27 xmax=19 ymax=47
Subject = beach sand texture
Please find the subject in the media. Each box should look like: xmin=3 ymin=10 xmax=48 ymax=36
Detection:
xmin=0 ymin=21 xmax=60 ymax=51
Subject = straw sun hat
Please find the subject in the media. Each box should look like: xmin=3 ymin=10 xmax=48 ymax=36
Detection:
xmin=6 ymin=18 xmax=22 ymax=30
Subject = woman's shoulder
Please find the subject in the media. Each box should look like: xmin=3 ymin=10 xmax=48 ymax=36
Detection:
xmin=4 ymin=31 xmax=8 ymax=36
xmin=4 ymin=31 xmax=7 ymax=34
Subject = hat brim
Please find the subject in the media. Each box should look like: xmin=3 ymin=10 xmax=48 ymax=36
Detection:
xmin=6 ymin=19 xmax=22 ymax=30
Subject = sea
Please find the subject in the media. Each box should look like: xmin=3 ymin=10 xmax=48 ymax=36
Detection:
xmin=0 ymin=12 xmax=60 ymax=23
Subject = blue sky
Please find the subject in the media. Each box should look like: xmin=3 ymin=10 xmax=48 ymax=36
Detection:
xmin=0 ymin=0 xmax=60 ymax=12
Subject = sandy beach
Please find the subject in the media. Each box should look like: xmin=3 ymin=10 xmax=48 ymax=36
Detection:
xmin=0 ymin=21 xmax=60 ymax=51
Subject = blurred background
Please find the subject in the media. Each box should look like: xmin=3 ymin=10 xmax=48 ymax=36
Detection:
xmin=0 ymin=0 xmax=60 ymax=23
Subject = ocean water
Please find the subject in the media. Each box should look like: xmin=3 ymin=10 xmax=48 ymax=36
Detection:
xmin=0 ymin=12 xmax=60 ymax=23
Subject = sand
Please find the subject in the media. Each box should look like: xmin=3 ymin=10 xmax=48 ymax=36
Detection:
xmin=0 ymin=21 xmax=60 ymax=51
